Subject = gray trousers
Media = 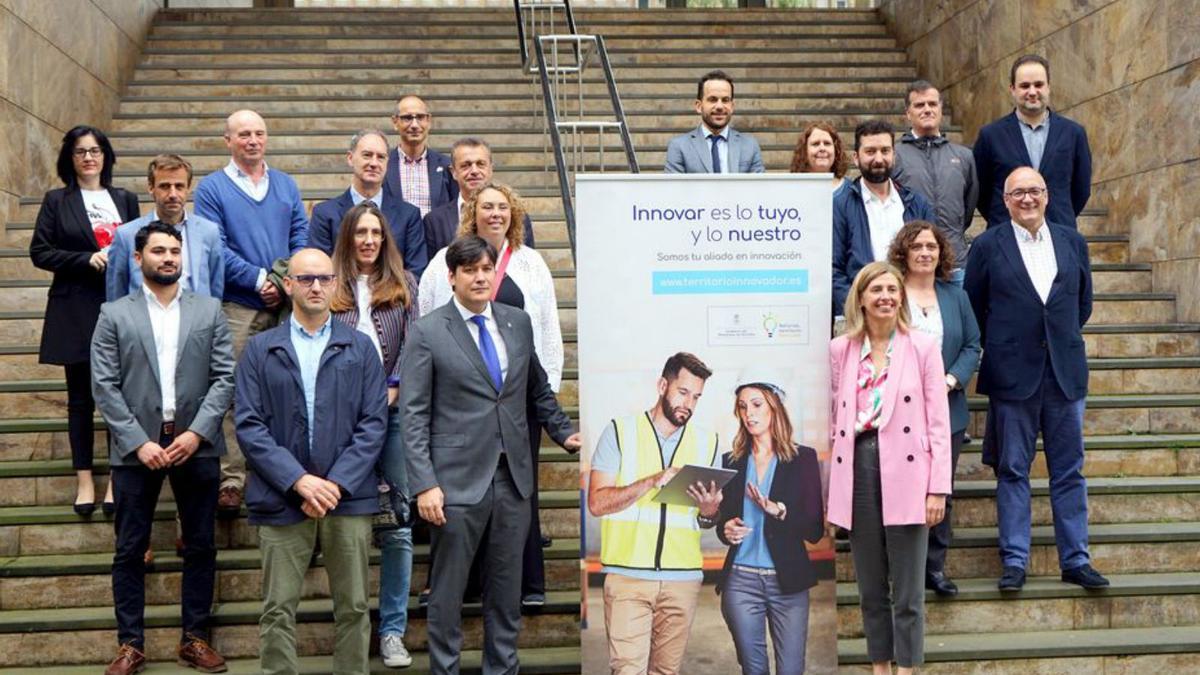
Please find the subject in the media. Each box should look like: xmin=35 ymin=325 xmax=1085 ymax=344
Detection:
xmin=427 ymin=458 xmax=530 ymax=675
xmin=721 ymin=567 xmax=810 ymax=675
xmin=848 ymin=432 xmax=928 ymax=668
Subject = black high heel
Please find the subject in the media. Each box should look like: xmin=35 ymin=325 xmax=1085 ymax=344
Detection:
xmin=74 ymin=501 xmax=96 ymax=517
xmin=102 ymin=500 xmax=115 ymax=516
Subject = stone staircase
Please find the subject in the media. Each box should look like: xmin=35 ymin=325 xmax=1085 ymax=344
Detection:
xmin=0 ymin=4 xmax=1195 ymax=673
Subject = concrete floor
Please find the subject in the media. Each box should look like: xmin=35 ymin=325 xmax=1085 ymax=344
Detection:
xmin=582 ymin=579 xmax=838 ymax=674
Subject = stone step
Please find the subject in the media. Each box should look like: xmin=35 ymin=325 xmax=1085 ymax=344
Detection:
xmin=955 ymin=433 xmax=1200 ymax=481
xmin=0 ymin=492 xmax=578 ymax=556
xmin=949 ymin=476 xmax=1200 ymax=528
xmin=966 ymin=393 xmax=1200 ymax=436
xmin=1083 ymin=322 xmax=1200 ymax=358
xmin=837 ymin=572 xmax=1200 ymax=638
xmin=154 ymin=8 xmax=879 ymax=25
xmin=0 ymin=593 xmax=579 ymax=667
xmin=838 ymin=626 xmax=1200 ymax=670
xmin=835 ymin=521 xmax=1200 ymax=581
xmin=0 ymin=541 xmax=581 ymax=610
xmin=0 ymin=647 xmax=582 ymax=674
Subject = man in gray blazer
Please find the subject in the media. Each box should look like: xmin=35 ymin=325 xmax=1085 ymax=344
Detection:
xmin=91 ymin=222 xmax=235 ymax=675
xmin=664 ymin=70 xmax=765 ymax=174
xmin=402 ymin=236 xmax=581 ymax=675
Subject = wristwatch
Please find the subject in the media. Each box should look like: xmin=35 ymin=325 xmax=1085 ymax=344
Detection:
xmin=697 ymin=513 xmax=717 ymax=528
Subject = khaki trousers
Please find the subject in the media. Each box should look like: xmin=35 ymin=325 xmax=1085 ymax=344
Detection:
xmin=219 ymin=301 xmax=279 ymax=490
xmin=603 ymin=574 xmax=702 ymax=675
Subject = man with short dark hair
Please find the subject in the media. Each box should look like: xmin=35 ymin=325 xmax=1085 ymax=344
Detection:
xmin=893 ymin=81 xmax=978 ymax=286
xmin=973 ymin=54 xmax=1092 ymax=229
xmin=832 ymin=120 xmax=935 ymax=311
xmin=401 ymin=235 xmax=580 ymax=674
xmin=587 ymin=352 xmax=724 ymax=675
xmin=665 ymin=70 xmax=764 ymax=174
xmin=385 ymin=95 xmax=457 ymax=216
xmin=309 ymin=129 xmax=429 ymax=277
xmin=421 ymin=138 xmax=535 ymax=256
xmin=92 ymin=222 xmax=235 ymax=675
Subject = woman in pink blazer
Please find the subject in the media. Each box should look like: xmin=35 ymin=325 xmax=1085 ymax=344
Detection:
xmin=828 ymin=261 xmax=952 ymax=675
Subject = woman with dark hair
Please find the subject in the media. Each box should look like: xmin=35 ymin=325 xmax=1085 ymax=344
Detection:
xmin=790 ymin=121 xmax=851 ymax=193
xmin=328 ymin=202 xmax=420 ymax=668
xmin=887 ymin=220 xmax=981 ymax=597
xmin=716 ymin=378 xmax=824 ymax=675
xmin=30 ymin=125 xmax=140 ymax=516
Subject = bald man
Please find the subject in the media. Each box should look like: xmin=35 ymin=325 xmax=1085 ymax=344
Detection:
xmin=965 ymin=167 xmax=1105 ymax=592
xmin=235 ymin=248 xmax=387 ymax=675
xmin=385 ymin=95 xmax=457 ymax=216
xmin=193 ymin=109 xmax=310 ymax=514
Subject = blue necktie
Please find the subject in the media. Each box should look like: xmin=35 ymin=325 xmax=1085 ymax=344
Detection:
xmin=469 ymin=315 xmax=503 ymax=390
xmin=709 ymin=134 xmax=724 ymax=174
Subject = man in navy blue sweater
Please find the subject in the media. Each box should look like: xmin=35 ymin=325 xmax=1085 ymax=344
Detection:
xmin=193 ymin=109 xmax=309 ymax=514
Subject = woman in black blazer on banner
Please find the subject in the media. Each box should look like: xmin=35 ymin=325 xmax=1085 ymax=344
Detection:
xmin=29 ymin=125 xmax=140 ymax=516
xmin=716 ymin=378 xmax=826 ymax=675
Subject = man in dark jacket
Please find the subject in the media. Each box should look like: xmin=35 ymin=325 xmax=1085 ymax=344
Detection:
xmin=832 ymin=120 xmax=935 ymax=311
xmin=893 ymin=81 xmax=978 ymax=286
xmin=235 ymin=248 xmax=387 ymax=675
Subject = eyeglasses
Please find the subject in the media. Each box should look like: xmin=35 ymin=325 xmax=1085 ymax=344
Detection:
xmin=1005 ymin=187 xmax=1046 ymax=199
xmin=393 ymin=113 xmax=431 ymax=124
xmin=73 ymin=147 xmax=103 ymax=158
xmin=289 ymin=274 xmax=337 ymax=287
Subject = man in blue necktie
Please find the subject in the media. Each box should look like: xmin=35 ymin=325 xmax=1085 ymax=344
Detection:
xmin=665 ymin=70 xmax=765 ymax=174
xmin=401 ymin=236 xmax=581 ymax=674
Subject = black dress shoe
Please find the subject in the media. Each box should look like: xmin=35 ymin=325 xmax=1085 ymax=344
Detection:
xmin=540 ymin=535 xmax=552 ymax=548
xmin=418 ymin=588 xmax=430 ymax=608
xmin=998 ymin=566 xmax=1026 ymax=591
xmin=925 ymin=570 xmax=959 ymax=597
xmin=102 ymin=500 xmax=115 ymax=516
xmin=74 ymin=501 xmax=96 ymax=517
xmin=1061 ymin=564 xmax=1110 ymax=589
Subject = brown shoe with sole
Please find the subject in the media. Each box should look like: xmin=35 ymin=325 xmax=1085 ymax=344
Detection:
xmin=104 ymin=644 xmax=146 ymax=675
xmin=177 ymin=634 xmax=228 ymax=673
xmin=216 ymin=486 xmax=242 ymax=518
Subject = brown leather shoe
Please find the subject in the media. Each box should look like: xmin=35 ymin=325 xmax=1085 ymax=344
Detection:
xmin=143 ymin=548 xmax=155 ymax=570
xmin=216 ymin=486 xmax=242 ymax=519
xmin=177 ymin=635 xmax=228 ymax=673
xmin=105 ymin=644 xmax=146 ymax=675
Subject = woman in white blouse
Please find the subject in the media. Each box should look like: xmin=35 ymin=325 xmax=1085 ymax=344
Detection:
xmin=417 ymin=181 xmax=564 ymax=604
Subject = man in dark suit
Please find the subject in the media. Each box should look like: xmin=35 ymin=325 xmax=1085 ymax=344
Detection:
xmin=965 ymin=167 xmax=1107 ymax=593
xmin=309 ymin=129 xmax=429 ymax=278
xmin=973 ymin=54 xmax=1092 ymax=229
xmin=664 ymin=70 xmax=764 ymax=174
xmin=401 ymin=236 xmax=580 ymax=674
xmin=421 ymin=138 xmax=535 ymax=257
xmin=91 ymin=222 xmax=235 ymax=675
xmin=385 ymin=95 xmax=457 ymax=216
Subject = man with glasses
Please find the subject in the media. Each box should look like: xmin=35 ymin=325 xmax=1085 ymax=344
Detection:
xmin=973 ymin=54 xmax=1092 ymax=229
xmin=235 ymin=248 xmax=387 ymax=675
xmin=965 ymin=167 xmax=1106 ymax=593
xmin=385 ymin=95 xmax=457 ymax=217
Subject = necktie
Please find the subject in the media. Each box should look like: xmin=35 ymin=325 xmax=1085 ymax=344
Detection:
xmin=363 ymin=199 xmax=377 ymax=209
xmin=469 ymin=315 xmax=503 ymax=390
xmin=709 ymin=134 xmax=724 ymax=174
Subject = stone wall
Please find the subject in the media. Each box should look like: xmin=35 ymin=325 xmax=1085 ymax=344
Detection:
xmin=0 ymin=0 xmax=161 ymax=229
xmin=879 ymin=0 xmax=1200 ymax=321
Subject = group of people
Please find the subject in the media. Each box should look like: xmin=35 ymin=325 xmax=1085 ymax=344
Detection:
xmin=31 ymin=94 xmax=578 ymax=675
xmin=594 ymin=57 xmax=1103 ymax=675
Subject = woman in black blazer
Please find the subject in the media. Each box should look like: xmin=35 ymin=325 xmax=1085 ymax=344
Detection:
xmin=716 ymin=380 xmax=826 ymax=675
xmin=29 ymin=125 xmax=140 ymax=516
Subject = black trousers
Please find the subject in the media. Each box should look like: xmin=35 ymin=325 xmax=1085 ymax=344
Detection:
xmin=111 ymin=447 xmax=219 ymax=649
xmin=926 ymin=430 xmax=965 ymax=573
xmin=64 ymin=363 xmax=96 ymax=471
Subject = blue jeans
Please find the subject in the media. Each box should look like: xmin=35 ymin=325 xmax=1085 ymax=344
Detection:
xmin=378 ymin=407 xmax=413 ymax=637
xmin=720 ymin=567 xmax=810 ymax=675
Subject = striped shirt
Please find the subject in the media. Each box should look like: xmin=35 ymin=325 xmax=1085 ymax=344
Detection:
xmin=398 ymin=149 xmax=432 ymax=216
xmin=1012 ymin=221 xmax=1057 ymax=303
xmin=855 ymin=334 xmax=893 ymax=435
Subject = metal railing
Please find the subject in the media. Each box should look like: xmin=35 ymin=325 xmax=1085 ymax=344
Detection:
xmin=513 ymin=0 xmax=638 ymax=259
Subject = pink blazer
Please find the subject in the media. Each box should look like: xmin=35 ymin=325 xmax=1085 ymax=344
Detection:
xmin=827 ymin=329 xmax=953 ymax=529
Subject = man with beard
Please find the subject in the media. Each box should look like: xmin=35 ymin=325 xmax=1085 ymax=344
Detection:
xmin=587 ymin=352 xmax=724 ymax=675
xmin=664 ymin=71 xmax=764 ymax=174
xmin=91 ymin=222 xmax=236 ymax=675
xmin=973 ymin=55 xmax=1091 ymax=229
xmin=832 ymin=120 xmax=934 ymax=312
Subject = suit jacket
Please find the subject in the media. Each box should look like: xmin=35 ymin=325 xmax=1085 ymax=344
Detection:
xmin=715 ymin=446 xmax=825 ymax=595
xmin=964 ymin=221 xmax=1092 ymax=401
xmin=827 ymin=330 xmax=952 ymax=529
xmin=932 ymin=280 xmax=982 ymax=434
xmin=235 ymin=319 xmax=388 ymax=526
xmin=401 ymin=300 xmax=574 ymax=506
xmin=384 ymin=146 xmax=457 ymax=211
xmin=106 ymin=211 xmax=225 ymax=302
xmin=973 ymin=110 xmax=1092 ymax=229
xmin=308 ymin=186 xmax=429 ymax=279
xmin=664 ymin=125 xmax=765 ymax=174
xmin=30 ymin=186 xmax=140 ymax=364
xmin=421 ymin=201 xmax=535 ymax=256
xmin=90 ymin=291 xmax=235 ymax=466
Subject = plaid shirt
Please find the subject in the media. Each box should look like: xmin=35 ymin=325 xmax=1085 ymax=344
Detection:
xmin=1012 ymin=221 xmax=1057 ymax=303
xmin=398 ymin=149 xmax=432 ymax=216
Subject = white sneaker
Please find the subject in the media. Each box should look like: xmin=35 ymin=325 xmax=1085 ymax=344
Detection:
xmin=380 ymin=633 xmax=412 ymax=668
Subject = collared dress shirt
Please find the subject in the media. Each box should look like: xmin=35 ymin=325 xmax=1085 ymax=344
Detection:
xmin=1011 ymin=220 xmax=1057 ymax=303
xmin=855 ymin=333 xmax=894 ymax=435
xmin=398 ymin=148 xmax=432 ymax=216
xmin=703 ymin=124 xmax=730 ymax=173
xmin=350 ymin=184 xmax=384 ymax=210
xmin=452 ymin=296 xmax=509 ymax=382
xmin=223 ymin=159 xmax=270 ymax=202
xmin=289 ymin=314 xmax=333 ymax=450
xmin=144 ymin=286 xmax=182 ymax=423
xmin=862 ymin=180 xmax=907 ymax=262
xmin=1018 ymin=113 xmax=1050 ymax=170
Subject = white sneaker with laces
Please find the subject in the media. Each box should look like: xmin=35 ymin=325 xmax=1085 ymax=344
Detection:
xmin=381 ymin=633 xmax=412 ymax=668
